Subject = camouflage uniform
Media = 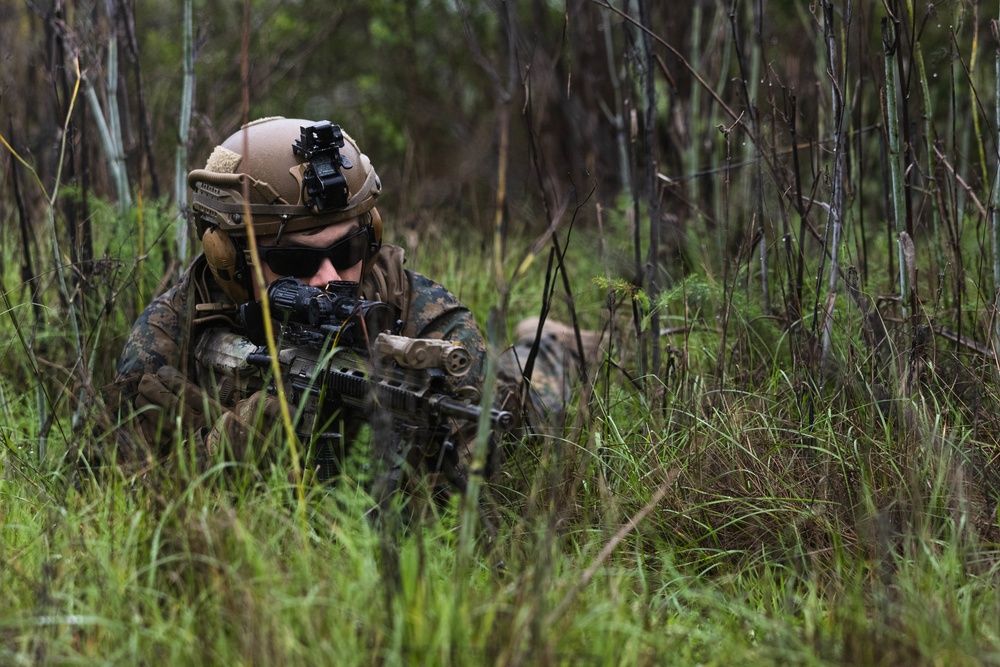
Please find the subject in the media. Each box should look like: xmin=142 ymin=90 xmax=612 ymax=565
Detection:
xmin=108 ymin=244 xmax=582 ymax=488
xmin=494 ymin=324 xmax=576 ymax=434
xmin=108 ymin=243 xmax=489 ymax=470
xmin=104 ymin=114 xmax=592 ymax=495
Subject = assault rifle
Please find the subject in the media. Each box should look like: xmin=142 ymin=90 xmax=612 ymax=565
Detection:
xmin=194 ymin=277 xmax=513 ymax=483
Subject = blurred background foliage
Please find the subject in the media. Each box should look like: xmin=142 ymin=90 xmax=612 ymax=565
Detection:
xmin=2 ymin=0 xmax=1000 ymax=393
xmin=2 ymin=0 xmax=632 ymax=239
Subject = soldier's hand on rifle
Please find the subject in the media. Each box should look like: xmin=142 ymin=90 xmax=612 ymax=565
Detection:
xmin=205 ymin=390 xmax=283 ymax=463
xmin=135 ymin=366 xmax=281 ymax=467
xmin=135 ymin=365 xmax=224 ymax=453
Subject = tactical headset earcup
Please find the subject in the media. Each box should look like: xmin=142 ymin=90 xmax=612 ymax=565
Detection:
xmin=202 ymin=227 xmax=250 ymax=303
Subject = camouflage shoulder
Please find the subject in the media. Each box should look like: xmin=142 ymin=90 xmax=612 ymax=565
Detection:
xmin=113 ymin=261 xmax=201 ymax=395
xmin=402 ymin=269 xmax=487 ymax=388
xmin=402 ymin=271 xmax=480 ymax=339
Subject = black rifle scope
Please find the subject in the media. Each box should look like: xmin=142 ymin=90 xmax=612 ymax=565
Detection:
xmin=267 ymin=277 xmax=395 ymax=347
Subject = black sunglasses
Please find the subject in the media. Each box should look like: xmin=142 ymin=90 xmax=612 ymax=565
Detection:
xmin=254 ymin=227 xmax=372 ymax=278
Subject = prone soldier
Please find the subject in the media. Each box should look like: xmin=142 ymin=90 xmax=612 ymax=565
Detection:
xmin=103 ymin=116 xmax=603 ymax=496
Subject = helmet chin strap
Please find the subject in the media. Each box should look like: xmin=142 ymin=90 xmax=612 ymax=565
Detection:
xmin=359 ymin=214 xmax=382 ymax=291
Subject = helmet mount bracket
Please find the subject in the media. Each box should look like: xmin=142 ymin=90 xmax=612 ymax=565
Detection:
xmin=293 ymin=122 xmax=353 ymax=213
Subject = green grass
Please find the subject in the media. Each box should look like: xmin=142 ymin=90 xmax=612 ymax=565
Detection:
xmin=2 ymin=204 xmax=1000 ymax=665
xmin=6 ymin=1 xmax=1000 ymax=662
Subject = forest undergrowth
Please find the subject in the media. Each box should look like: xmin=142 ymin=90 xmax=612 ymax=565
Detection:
xmin=2 ymin=201 xmax=1000 ymax=666
xmin=5 ymin=1 xmax=1000 ymax=665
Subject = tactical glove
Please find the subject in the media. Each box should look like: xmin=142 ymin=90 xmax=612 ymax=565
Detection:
xmin=205 ymin=390 xmax=283 ymax=463
xmin=135 ymin=366 xmax=282 ymax=467
xmin=134 ymin=365 xmax=223 ymax=451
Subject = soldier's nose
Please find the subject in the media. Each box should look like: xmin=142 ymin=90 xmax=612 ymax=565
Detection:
xmin=305 ymin=257 xmax=341 ymax=287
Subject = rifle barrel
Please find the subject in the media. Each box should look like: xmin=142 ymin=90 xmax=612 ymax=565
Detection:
xmin=432 ymin=396 xmax=514 ymax=432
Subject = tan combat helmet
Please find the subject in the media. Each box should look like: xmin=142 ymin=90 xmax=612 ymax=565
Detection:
xmin=188 ymin=117 xmax=383 ymax=303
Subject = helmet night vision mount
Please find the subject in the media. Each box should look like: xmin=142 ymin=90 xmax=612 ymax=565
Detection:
xmin=293 ymin=121 xmax=353 ymax=213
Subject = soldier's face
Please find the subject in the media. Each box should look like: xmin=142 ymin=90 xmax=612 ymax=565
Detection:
xmin=254 ymin=217 xmax=366 ymax=297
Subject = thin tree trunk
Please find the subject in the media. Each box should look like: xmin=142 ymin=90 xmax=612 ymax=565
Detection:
xmin=883 ymin=16 xmax=909 ymax=331
xmin=8 ymin=122 xmax=45 ymax=328
xmin=819 ymin=1 xmax=849 ymax=378
xmin=991 ymin=3 xmax=1000 ymax=353
xmin=639 ymin=0 xmax=661 ymax=379
xmin=121 ymin=0 xmax=162 ymax=200
xmin=175 ymin=0 xmax=196 ymax=266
